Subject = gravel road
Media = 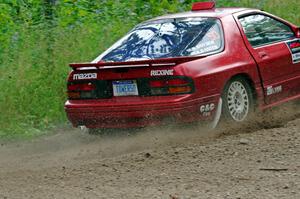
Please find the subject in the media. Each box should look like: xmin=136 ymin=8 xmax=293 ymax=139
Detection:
xmin=0 ymin=104 xmax=299 ymax=199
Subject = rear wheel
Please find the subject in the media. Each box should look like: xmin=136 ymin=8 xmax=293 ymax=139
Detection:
xmin=222 ymin=77 xmax=255 ymax=123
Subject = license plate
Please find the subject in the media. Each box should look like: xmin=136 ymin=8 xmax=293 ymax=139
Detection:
xmin=112 ymin=80 xmax=139 ymax=96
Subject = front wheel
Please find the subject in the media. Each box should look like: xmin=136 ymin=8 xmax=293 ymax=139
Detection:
xmin=222 ymin=77 xmax=255 ymax=123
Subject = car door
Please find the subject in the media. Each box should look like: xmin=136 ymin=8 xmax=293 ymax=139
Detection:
xmin=236 ymin=13 xmax=300 ymax=105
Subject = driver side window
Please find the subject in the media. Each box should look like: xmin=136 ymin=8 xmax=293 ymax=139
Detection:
xmin=239 ymin=14 xmax=295 ymax=47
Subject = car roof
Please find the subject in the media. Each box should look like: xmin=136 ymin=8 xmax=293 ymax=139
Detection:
xmin=147 ymin=8 xmax=258 ymax=22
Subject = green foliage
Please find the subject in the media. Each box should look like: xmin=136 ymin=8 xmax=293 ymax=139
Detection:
xmin=0 ymin=0 xmax=299 ymax=138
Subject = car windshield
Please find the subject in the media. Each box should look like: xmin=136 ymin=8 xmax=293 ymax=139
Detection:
xmin=94 ymin=17 xmax=224 ymax=63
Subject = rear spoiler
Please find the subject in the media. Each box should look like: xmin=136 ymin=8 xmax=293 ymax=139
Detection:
xmin=69 ymin=56 xmax=205 ymax=70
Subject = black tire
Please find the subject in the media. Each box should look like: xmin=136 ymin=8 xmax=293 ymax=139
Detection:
xmin=222 ymin=77 xmax=255 ymax=123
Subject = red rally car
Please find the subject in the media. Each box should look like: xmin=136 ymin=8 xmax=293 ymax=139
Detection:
xmin=65 ymin=2 xmax=300 ymax=131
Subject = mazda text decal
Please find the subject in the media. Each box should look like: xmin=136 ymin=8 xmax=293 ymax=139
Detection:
xmin=286 ymin=39 xmax=300 ymax=64
xmin=73 ymin=73 xmax=97 ymax=80
xmin=150 ymin=69 xmax=174 ymax=76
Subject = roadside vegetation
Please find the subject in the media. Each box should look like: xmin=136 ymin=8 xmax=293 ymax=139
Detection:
xmin=0 ymin=0 xmax=299 ymax=139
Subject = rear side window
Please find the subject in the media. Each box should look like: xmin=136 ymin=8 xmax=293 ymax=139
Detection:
xmin=239 ymin=14 xmax=294 ymax=47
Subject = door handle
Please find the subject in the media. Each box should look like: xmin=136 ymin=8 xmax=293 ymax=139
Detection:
xmin=258 ymin=51 xmax=268 ymax=59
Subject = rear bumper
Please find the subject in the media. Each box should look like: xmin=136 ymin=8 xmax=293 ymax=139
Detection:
xmin=65 ymin=94 xmax=220 ymax=128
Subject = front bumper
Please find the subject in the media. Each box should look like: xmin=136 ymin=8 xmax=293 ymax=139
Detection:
xmin=65 ymin=94 xmax=220 ymax=128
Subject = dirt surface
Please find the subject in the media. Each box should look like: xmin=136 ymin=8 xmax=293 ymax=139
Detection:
xmin=0 ymin=104 xmax=299 ymax=199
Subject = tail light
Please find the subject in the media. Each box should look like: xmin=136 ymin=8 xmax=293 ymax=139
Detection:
xmin=148 ymin=77 xmax=194 ymax=96
xmin=67 ymin=77 xmax=194 ymax=99
xmin=67 ymin=82 xmax=96 ymax=99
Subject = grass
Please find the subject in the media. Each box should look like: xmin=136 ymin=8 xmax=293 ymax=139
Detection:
xmin=0 ymin=0 xmax=299 ymax=139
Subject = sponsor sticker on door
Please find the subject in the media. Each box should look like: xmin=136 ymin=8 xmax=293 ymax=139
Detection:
xmin=266 ymin=85 xmax=282 ymax=96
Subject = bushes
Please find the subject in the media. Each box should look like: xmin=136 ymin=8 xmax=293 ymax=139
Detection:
xmin=0 ymin=0 xmax=299 ymax=138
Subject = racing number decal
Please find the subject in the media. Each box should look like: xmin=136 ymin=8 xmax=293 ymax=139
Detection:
xmin=286 ymin=39 xmax=300 ymax=64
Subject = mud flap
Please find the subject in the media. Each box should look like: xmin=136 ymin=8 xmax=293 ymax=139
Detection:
xmin=209 ymin=98 xmax=222 ymax=129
